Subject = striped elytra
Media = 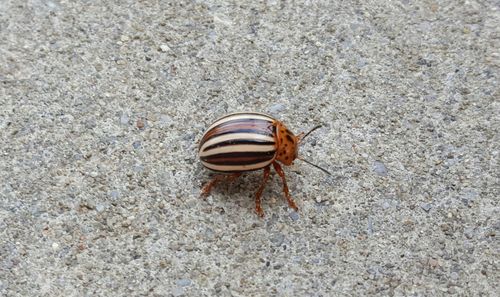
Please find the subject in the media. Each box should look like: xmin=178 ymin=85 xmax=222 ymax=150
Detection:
xmin=199 ymin=113 xmax=279 ymax=172
xmin=198 ymin=112 xmax=304 ymax=217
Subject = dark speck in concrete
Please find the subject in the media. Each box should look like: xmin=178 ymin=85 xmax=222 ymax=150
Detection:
xmin=1 ymin=1 xmax=496 ymax=295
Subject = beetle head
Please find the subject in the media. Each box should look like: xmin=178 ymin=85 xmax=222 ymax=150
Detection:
xmin=275 ymin=122 xmax=299 ymax=166
xmin=276 ymin=123 xmax=331 ymax=175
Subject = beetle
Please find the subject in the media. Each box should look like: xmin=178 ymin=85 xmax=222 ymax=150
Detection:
xmin=198 ymin=112 xmax=330 ymax=217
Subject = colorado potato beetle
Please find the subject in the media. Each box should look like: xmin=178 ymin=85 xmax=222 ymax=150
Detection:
xmin=198 ymin=112 xmax=330 ymax=217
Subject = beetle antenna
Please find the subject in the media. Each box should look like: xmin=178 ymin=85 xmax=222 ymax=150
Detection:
xmin=298 ymin=157 xmax=331 ymax=175
xmin=299 ymin=125 xmax=322 ymax=143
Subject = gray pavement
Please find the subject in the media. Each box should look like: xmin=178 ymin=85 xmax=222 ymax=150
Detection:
xmin=1 ymin=1 xmax=498 ymax=296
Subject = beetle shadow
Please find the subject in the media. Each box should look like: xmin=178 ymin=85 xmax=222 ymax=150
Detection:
xmin=203 ymin=171 xmax=266 ymax=196
xmin=200 ymin=171 xmax=280 ymax=210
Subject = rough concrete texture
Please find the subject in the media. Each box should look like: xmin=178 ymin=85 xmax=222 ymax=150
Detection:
xmin=1 ymin=1 xmax=498 ymax=296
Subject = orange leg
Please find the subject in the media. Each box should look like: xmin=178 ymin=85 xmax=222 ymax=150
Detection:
xmin=201 ymin=173 xmax=241 ymax=197
xmin=254 ymin=166 xmax=271 ymax=217
xmin=272 ymin=161 xmax=298 ymax=211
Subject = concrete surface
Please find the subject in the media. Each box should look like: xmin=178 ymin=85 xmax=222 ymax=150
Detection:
xmin=1 ymin=1 xmax=498 ymax=296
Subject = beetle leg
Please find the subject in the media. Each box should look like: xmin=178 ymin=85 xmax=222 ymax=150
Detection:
xmin=272 ymin=161 xmax=299 ymax=211
xmin=296 ymin=132 xmax=305 ymax=142
xmin=255 ymin=166 xmax=271 ymax=217
xmin=201 ymin=173 xmax=241 ymax=197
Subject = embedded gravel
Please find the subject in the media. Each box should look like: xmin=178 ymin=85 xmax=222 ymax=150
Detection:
xmin=1 ymin=1 xmax=498 ymax=296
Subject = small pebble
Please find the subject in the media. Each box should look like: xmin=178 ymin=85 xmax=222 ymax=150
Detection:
xmin=176 ymin=279 xmax=191 ymax=287
xmin=120 ymin=114 xmax=129 ymax=125
xmin=420 ymin=203 xmax=432 ymax=212
xmin=160 ymin=44 xmax=171 ymax=52
xmin=463 ymin=227 xmax=475 ymax=239
xmin=160 ymin=114 xmax=172 ymax=123
xmin=270 ymin=233 xmax=285 ymax=246
xmin=132 ymin=141 xmax=141 ymax=149
xmin=289 ymin=211 xmax=300 ymax=221
xmin=110 ymin=190 xmax=120 ymax=199
xmin=428 ymin=258 xmax=440 ymax=268
xmin=84 ymin=118 xmax=97 ymax=129
xmin=367 ymin=217 xmax=374 ymax=234
xmin=268 ymin=103 xmax=286 ymax=114
xmin=96 ymin=204 xmax=106 ymax=212
xmin=372 ymin=161 xmax=388 ymax=176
